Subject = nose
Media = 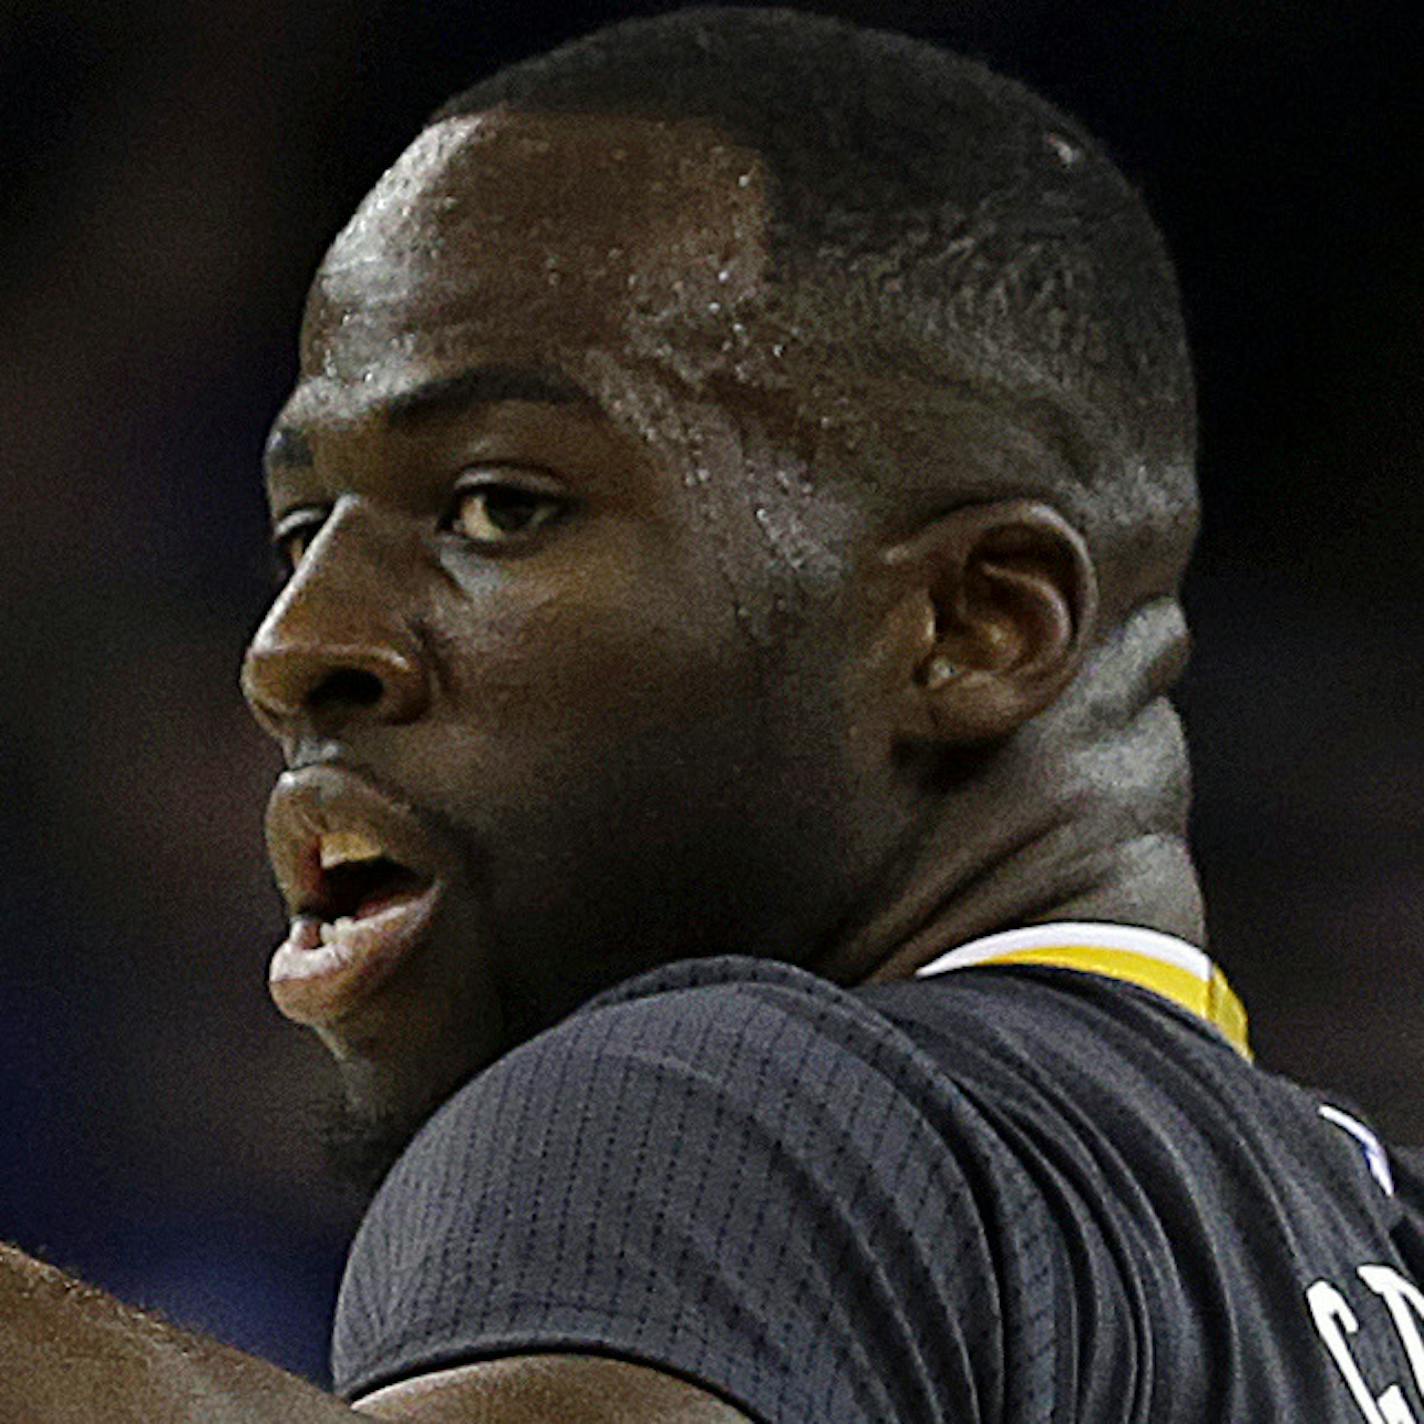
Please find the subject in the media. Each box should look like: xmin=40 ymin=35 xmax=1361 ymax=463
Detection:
xmin=240 ymin=510 xmax=430 ymax=739
xmin=242 ymin=637 xmax=428 ymax=737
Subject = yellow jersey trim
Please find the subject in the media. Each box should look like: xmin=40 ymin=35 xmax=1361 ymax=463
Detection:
xmin=915 ymin=921 xmax=1251 ymax=1061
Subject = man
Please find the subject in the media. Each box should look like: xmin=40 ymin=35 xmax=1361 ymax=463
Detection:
xmin=5 ymin=7 xmax=1423 ymax=1421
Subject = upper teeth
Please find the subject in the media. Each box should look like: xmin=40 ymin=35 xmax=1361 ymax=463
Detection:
xmin=318 ymin=830 xmax=385 ymax=870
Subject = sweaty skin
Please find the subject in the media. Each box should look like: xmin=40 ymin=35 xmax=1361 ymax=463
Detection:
xmin=0 ymin=106 xmax=1190 ymax=1424
xmin=244 ymin=103 xmax=1156 ymax=1412
xmin=242 ymin=110 xmax=1111 ymax=1174
xmin=249 ymin=111 xmax=870 ymax=1139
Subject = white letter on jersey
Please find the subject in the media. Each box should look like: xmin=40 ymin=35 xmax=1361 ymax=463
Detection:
xmin=1360 ymin=1266 xmax=1424 ymax=1400
xmin=1307 ymin=1279 xmax=1417 ymax=1423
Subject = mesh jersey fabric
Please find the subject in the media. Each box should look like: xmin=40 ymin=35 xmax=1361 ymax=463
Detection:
xmin=331 ymin=954 xmax=1424 ymax=1421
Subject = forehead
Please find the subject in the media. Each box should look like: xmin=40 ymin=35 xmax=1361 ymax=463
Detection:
xmin=301 ymin=109 xmax=774 ymax=389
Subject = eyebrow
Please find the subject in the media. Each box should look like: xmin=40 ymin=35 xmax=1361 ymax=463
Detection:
xmin=264 ymin=364 xmax=594 ymax=473
xmin=385 ymin=363 xmax=593 ymax=427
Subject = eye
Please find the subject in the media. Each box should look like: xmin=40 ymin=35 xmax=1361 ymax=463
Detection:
xmin=283 ymin=528 xmax=314 ymax=566
xmin=447 ymin=480 xmax=568 ymax=546
xmin=270 ymin=515 xmax=324 ymax=583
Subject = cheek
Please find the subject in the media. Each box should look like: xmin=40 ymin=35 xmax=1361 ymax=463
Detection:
xmin=411 ymin=535 xmax=779 ymax=985
xmin=426 ymin=532 xmax=759 ymax=782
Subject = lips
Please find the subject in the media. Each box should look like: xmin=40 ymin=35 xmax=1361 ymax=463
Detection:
xmin=264 ymin=763 xmax=460 ymax=1026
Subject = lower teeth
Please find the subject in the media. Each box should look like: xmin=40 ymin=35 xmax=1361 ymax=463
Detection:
xmin=319 ymin=916 xmax=357 ymax=946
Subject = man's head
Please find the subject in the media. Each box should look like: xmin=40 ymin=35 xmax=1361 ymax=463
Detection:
xmin=241 ymin=6 xmax=1199 ymax=1189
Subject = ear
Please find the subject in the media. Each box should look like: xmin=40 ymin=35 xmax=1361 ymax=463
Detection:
xmin=877 ymin=499 xmax=1098 ymax=745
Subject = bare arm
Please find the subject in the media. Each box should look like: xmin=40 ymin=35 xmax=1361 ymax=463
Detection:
xmin=0 ymin=1242 xmax=353 ymax=1424
xmin=0 ymin=1244 xmax=750 ymax=1424
xmin=352 ymin=1356 xmax=750 ymax=1422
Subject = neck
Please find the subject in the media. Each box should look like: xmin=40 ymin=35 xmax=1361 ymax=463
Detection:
xmin=815 ymin=599 xmax=1205 ymax=984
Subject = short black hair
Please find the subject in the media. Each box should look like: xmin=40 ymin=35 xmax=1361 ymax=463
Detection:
xmin=435 ymin=6 xmax=1197 ymax=615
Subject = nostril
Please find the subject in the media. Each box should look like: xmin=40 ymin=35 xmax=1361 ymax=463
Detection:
xmin=309 ymin=667 xmax=384 ymax=711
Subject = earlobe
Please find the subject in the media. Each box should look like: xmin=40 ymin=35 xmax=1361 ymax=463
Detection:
xmin=884 ymin=500 xmax=1097 ymax=746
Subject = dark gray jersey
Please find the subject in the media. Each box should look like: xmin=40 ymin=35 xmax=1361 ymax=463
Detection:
xmin=331 ymin=951 xmax=1424 ymax=1421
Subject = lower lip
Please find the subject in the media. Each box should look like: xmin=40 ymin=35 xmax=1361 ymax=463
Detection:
xmin=267 ymin=881 xmax=444 ymax=1026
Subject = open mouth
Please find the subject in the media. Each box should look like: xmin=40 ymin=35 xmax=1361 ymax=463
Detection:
xmin=264 ymin=768 xmax=456 ymax=1027
xmin=308 ymin=852 xmax=432 ymax=926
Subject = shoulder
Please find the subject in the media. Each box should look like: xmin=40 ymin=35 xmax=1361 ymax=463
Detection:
xmin=356 ymin=954 xmax=1008 ymax=1278
xmin=333 ymin=958 xmax=1018 ymax=1414
xmin=406 ymin=955 xmax=964 ymax=1165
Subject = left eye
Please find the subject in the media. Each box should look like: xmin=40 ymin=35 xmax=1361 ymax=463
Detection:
xmin=449 ymin=483 xmax=567 ymax=544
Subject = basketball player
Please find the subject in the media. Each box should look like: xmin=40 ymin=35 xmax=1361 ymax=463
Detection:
xmin=5 ymin=9 xmax=1422 ymax=1421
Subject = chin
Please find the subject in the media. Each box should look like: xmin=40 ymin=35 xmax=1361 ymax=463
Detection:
xmin=316 ymin=1058 xmax=474 ymax=1203
xmin=316 ymin=1083 xmax=429 ymax=1202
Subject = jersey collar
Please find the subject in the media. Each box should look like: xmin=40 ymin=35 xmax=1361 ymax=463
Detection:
xmin=914 ymin=920 xmax=1251 ymax=1060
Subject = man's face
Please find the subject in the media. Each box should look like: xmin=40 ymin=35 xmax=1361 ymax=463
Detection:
xmin=241 ymin=111 xmax=906 ymax=1155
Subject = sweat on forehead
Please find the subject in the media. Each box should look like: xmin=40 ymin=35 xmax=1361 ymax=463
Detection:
xmin=303 ymin=110 xmax=774 ymax=379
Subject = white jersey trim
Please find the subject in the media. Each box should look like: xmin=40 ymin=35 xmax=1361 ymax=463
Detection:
xmin=915 ymin=920 xmax=1211 ymax=983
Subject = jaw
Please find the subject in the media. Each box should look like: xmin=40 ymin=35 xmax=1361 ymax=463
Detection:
xmin=317 ymin=1064 xmax=452 ymax=1199
xmin=318 ymin=1015 xmax=481 ymax=1195
xmin=311 ymin=886 xmax=510 ymax=1134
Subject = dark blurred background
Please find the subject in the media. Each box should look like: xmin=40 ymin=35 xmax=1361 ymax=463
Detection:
xmin=1 ymin=0 xmax=1420 ymax=1388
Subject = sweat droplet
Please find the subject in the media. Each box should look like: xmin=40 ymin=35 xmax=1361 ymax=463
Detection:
xmin=1044 ymin=131 xmax=1082 ymax=168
